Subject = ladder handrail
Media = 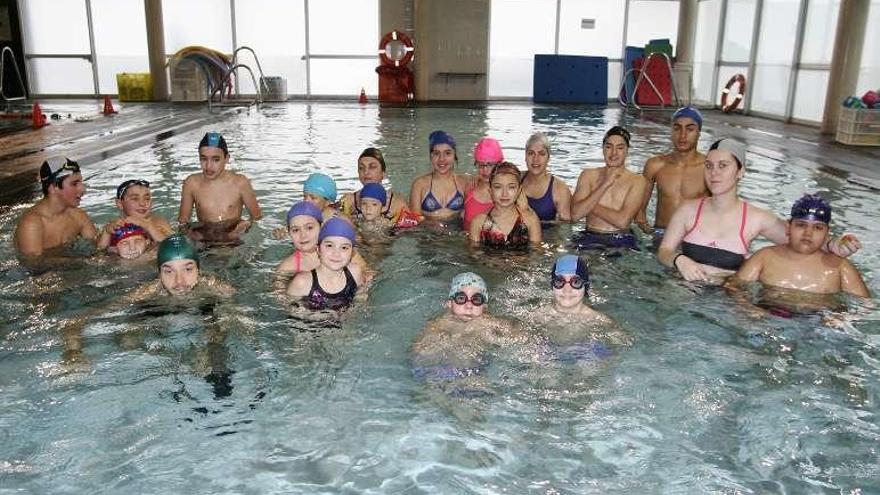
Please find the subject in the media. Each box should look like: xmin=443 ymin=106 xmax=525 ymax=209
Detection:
xmin=208 ymin=63 xmax=261 ymax=112
xmin=618 ymin=52 xmax=681 ymax=110
xmin=0 ymin=46 xmax=27 ymax=102
xmin=231 ymin=46 xmax=269 ymax=95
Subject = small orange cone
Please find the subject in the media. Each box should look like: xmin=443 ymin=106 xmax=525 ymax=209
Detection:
xmin=32 ymin=102 xmax=47 ymax=129
xmin=102 ymin=95 xmax=117 ymax=115
xmin=359 ymin=88 xmax=368 ymax=104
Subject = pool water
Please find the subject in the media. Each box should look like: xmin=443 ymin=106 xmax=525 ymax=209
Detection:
xmin=0 ymin=102 xmax=878 ymax=493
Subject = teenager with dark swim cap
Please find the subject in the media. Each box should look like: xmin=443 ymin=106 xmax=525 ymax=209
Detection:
xmin=14 ymin=156 xmax=98 ymax=266
xmin=178 ymin=132 xmax=262 ymax=245
xmin=409 ymin=130 xmax=470 ymax=221
xmin=286 ymin=217 xmax=365 ymax=311
xmin=637 ymin=106 xmax=708 ymax=245
xmin=659 ymin=139 xmax=862 ymax=283
xmin=570 ymin=126 xmax=647 ymax=250
xmin=729 ymin=194 xmax=869 ymax=299
xmin=97 ymin=179 xmax=173 ymax=252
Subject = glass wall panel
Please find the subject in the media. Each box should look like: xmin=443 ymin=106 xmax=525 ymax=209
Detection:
xmin=800 ymin=0 xmax=838 ymax=64
xmin=163 ymin=0 xmax=232 ymax=54
xmin=488 ymin=0 xmax=557 ymax=97
xmin=751 ymin=0 xmax=800 ymax=115
xmin=235 ymin=0 xmax=307 ymax=95
xmin=608 ymin=61 xmax=622 ymax=99
xmin=693 ymin=0 xmax=722 ymax=104
xmin=558 ymin=0 xmax=625 ymax=57
xmin=721 ymin=0 xmax=756 ymax=62
xmin=308 ymin=0 xmax=378 ymax=56
xmin=716 ymin=65 xmax=748 ymax=106
xmin=309 ymin=59 xmax=378 ymax=96
xmin=856 ymin=0 xmax=880 ymax=94
xmin=28 ymin=58 xmax=94 ymax=94
xmin=19 ymin=0 xmax=90 ymax=54
xmin=626 ymin=0 xmax=679 ymax=48
xmin=92 ymin=0 xmax=149 ymax=94
xmin=792 ymin=69 xmax=828 ymax=122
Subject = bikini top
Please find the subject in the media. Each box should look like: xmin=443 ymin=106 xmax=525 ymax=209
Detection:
xmin=304 ymin=267 xmax=358 ymax=310
xmin=462 ymin=188 xmax=493 ymax=231
xmin=479 ymin=208 xmax=531 ymax=250
xmin=681 ymin=197 xmax=749 ymax=270
xmin=421 ymin=174 xmax=464 ymax=212
xmin=526 ymin=175 xmax=557 ymax=222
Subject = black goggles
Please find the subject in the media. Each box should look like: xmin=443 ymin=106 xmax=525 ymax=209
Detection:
xmin=450 ymin=291 xmax=486 ymax=306
xmin=552 ymin=275 xmax=586 ymax=290
xmin=116 ymin=179 xmax=150 ymax=199
xmin=45 ymin=159 xmax=81 ymax=182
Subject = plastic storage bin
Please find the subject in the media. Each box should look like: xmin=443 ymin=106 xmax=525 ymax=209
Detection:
xmin=836 ymin=107 xmax=880 ymax=146
xmin=116 ymin=73 xmax=153 ymax=101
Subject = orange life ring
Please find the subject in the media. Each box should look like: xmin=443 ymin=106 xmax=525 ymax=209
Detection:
xmin=378 ymin=30 xmax=414 ymax=68
xmin=721 ymin=74 xmax=746 ymax=113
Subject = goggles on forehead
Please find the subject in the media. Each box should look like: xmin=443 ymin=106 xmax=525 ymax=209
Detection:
xmin=450 ymin=291 xmax=486 ymax=306
xmin=552 ymin=275 xmax=586 ymax=290
xmin=116 ymin=179 xmax=150 ymax=199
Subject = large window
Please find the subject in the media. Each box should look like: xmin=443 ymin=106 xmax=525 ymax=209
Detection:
xmin=93 ymin=0 xmax=149 ymax=94
xmin=792 ymin=0 xmax=839 ymax=122
xmin=856 ymin=0 xmax=880 ymax=95
xmin=488 ymin=0 xmax=556 ymax=97
xmin=751 ymin=0 xmax=800 ymax=116
xmin=20 ymin=0 xmax=94 ymax=95
xmin=692 ymin=0 xmax=722 ymax=105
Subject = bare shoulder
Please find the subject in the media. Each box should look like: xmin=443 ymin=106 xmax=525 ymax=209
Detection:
xmin=232 ymin=171 xmax=254 ymax=186
xmin=643 ymin=155 xmax=668 ymax=176
xmin=287 ymin=270 xmax=312 ymax=296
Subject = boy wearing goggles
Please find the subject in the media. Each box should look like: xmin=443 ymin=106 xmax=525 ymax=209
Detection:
xmin=730 ymin=194 xmax=869 ymax=302
xmin=97 ymin=179 xmax=173 ymax=251
xmin=14 ymin=157 xmax=98 ymax=265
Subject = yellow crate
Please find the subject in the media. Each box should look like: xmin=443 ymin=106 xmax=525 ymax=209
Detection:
xmin=116 ymin=73 xmax=153 ymax=102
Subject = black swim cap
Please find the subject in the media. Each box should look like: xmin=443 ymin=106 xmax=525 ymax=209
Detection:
xmin=603 ymin=126 xmax=631 ymax=147
xmin=791 ymin=193 xmax=831 ymax=224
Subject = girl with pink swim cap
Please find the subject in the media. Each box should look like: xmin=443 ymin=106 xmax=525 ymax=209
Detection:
xmin=463 ymin=137 xmax=505 ymax=231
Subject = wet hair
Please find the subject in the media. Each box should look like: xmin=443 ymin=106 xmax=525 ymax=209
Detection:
xmin=603 ymin=126 xmax=631 ymax=147
xmin=525 ymin=132 xmax=551 ymax=156
xmin=358 ymin=147 xmax=386 ymax=172
xmin=489 ymin=161 xmax=522 ymax=183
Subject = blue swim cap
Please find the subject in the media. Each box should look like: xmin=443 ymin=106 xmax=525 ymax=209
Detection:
xmin=791 ymin=193 xmax=831 ymax=224
xmin=552 ymin=254 xmax=589 ymax=288
xmin=110 ymin=223 xmax=148 ymax=246
xmin=199 ymin=132 xmax=228 ymax=155
xmin=359 ymin=183 xmax=387 ymax=205
xmin=286 ymin=200 xmax=323 ymax=224
xmin=304 ymin=173 xmax=337 ymax=202
xmin=448 ymin=272 xmax=488 ymax=301
xmin=672 ymin=106 xmax=703 ymax=129
xmin=318 ymin=217 xmax=356 ymax=245
xmin=429 ymin=130 xmax=456 ymax=152
xmin=157 ymin=234 xmax=199 ymax=268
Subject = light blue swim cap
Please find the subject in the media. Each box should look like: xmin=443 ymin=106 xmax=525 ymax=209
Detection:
xmin=672 ymin=106 xmax=703 ymax=129
xmin=318 ymin=217 xmax=356 ymax=246
xmin=552 ymin=254 xmax=589 ymax=289
xmin=304 ymin=173 xmax=337 ymax=202
xmin=286 ymin=200 xmax=323 ymax=224
xmin=448 ymin=272 xmax=488 ymax=301
xmin=359 ymin=183 xmax=387 ymax=205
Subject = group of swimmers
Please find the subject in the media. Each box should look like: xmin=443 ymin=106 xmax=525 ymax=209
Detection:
xmin=10 ymin=107 xmax=872 ymax=365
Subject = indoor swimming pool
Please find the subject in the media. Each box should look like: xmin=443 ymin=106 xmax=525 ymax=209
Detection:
xmin=0 ymin=102 xmax=877 ymax=493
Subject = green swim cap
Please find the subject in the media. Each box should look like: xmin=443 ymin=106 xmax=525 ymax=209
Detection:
xmin=157 ymin=234 xmax=199 ymax=268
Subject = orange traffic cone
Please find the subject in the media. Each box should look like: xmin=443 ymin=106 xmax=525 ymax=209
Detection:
xmin=31 ymin=102 xmax=47 ymax=129
xmin=102 ymin=95 xmax=117 ymax=115
xmin=359 ymin=88 xmax=367 ymax=104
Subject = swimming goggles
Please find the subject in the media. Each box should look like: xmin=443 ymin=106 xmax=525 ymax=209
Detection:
xmin=47 ymin=159 xmax=80 ymax=181
xmin=116 ymin=179 xmax=150 ymax=199
xmin=450 ymin=291 xmax=486 ymax=306
xmin=552 ymin=275 xmax=585 ymax=290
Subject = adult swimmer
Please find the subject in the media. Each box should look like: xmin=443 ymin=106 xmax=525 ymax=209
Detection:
xmin=14 ymin=157 xmax=98 ymax=269
xmin=409 ymin=130 xmax=470 ymax=221
xmin=338 ymin=147 xmax=409 ymax=221
xmin=636 ymin=106 xmax=708 ymax=245
xmin=658 ymin=138 xmax=861 ymax=283
xmin=570 ymin=126 xmax=647 ymax=249
xmin=520 ymin=132 xmax=572 ymax=223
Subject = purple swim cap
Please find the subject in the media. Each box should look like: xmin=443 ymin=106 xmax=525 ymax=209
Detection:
xmin=672 ymin=106 xmax=703 ymax=129
xmin=318 ymin=217 xmax=356 ymax=246
xmin=359 ymin=183 xmax=387 ymax=205
xmin=287 ymin=200 xmax=323 ymax=224
xmin=791 ymin=194 xmax=831 ymax=224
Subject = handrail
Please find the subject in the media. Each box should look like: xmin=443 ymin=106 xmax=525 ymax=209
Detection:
xmin=1 ymin=47 xmax=28 ymax=102
xmin=231 ymin=46 xmax=269 ymax=96
xmin=618 ymin=52 xmax=681 ymax=110
xmin=208 ymin=63 xmax=260 ymax=112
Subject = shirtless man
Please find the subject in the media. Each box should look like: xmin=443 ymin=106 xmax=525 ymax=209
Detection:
xmin=636 ymin=106 xmax=708 ymax=245
xmin=14 ymin=157 xmax=98 ymax=267
xmin=178 ymin=132 xmax=262 ymax=244
xmin=729 ymin=194 xmax=870 ymax=306
xmin=570 ymin=126 xmax=646 ymax=250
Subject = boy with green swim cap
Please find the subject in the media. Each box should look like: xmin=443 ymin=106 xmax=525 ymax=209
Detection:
xmin=178 ymin=132 xmax=262 ymax=245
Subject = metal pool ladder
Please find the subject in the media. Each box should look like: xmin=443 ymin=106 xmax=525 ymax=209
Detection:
xmin=1 ymin=46 xmax=28 ymax=105
xmin=208 ymin=46 xmax=267 ymax=112
xmin=617 ymin=52 xmax=681 ymax=111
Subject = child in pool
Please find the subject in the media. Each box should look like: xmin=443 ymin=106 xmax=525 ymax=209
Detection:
xmin=728 ymin=194 xmax=870 ymax=306
xmin=271 ymin=172 xmax=342 ymax=240
xmin=98 ymin=179 xmax=173 ymax=250
xmin=286 ymin=217 xmax=366 ymax=311
xmin=178 ymin=132 xmax=262 ymax=245
xmin=107 ymin=223 xmax=154 ymax=261
xmin=274 ymin=201 xmax=324 ymax=290
xmin=354 ymin=183 xmax=395 ymax=234
xmin=468 ymin=162 xmax=541 ymax=250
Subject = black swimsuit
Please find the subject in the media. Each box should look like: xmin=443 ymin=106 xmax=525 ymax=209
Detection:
xmin=304 ymin=267 xmax=358 ymax=310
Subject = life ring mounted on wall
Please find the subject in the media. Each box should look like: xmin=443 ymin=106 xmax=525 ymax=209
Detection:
xmin=378 ymin=30 xmax=414 ymax=68
xmin=721 ymin=74 xmax=746 ymax=113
